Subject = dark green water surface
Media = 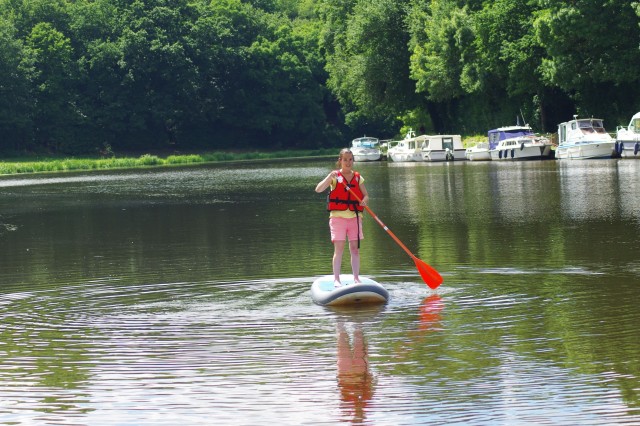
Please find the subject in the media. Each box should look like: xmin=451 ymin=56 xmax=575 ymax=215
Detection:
xmin=1 ymin=159 xmax=639 ymax=425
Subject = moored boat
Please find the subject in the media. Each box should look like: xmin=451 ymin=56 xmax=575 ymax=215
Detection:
xmin=488 ymin=125 xmax=536 ymax=151
xmin=489 ymin=135 xmax=554 ymax=161
xmin=421 ymin=134 xmax=466 ymax=161
xmin=387 ymin=129 xmax=424 ymax=162
xmin=351 ymin=136 xmax=382 ymax=162
xmin=465 ymin=142 xmax=491 ymax=161
xmin=556 ymin=116 xmax=615 ymax=160
xmin=615 ymin=112 xmax=640 ymax=158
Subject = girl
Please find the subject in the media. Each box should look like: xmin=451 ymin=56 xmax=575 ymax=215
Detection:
xmin=315 ymin=148 xmax=369 ymax=287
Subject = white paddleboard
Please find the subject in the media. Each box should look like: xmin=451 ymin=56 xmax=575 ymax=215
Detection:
xmin=311 ymin=274 xmax=389 ymax=306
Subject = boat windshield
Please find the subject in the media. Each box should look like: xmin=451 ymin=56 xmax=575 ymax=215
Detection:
xmin=352 ymin=138 xmax=379 ymax=148
xmin=631 ymin=118 xmax=640 ymax=134
xmin=578 ymin=119 xmax=607 ymax=134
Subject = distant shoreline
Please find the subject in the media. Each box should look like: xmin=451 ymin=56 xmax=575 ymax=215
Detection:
xmin=0 ymin=149 xmax=338 ymax=176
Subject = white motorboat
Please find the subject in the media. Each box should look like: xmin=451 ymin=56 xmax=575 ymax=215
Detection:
xmin=489 ymin=135 xmax=554 ymax=160
xmin=488 ymin=125 xmax=536 ymax=151
xmin=387 ymin=129 xmax=424 ymax=162
xmin=556 ymin=116 xmax=615 ymax=160
xmin=465 ymin=142 xmax=491 ymax=161
xmin=421 ymin=134 xmax=466 ymax=161
xmin=350 ymin=136 xmax=382 ymax=161
xmin=615 ymin=112 xmax=640 ymax=158
xmin=469 ymin=124 xmax=538 ymax=161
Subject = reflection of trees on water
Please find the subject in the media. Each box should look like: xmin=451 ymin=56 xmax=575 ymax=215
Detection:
xmin=336 ymin=321 xmax=374 ymax=424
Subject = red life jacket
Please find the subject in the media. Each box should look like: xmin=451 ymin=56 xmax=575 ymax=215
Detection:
xmin=327 ymin=171 xmax=364 ymax=212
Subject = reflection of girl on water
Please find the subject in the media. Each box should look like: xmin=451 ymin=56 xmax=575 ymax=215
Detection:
xmin=336 ymin=322 xmax=374 ymax=423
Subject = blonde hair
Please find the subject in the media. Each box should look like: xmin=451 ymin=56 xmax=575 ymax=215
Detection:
xmin=335 ymin=148 xmax=354 ymax=168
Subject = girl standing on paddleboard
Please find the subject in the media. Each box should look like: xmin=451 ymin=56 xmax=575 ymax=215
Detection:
xmin=315 ymin=148 xmax=369 ymax=287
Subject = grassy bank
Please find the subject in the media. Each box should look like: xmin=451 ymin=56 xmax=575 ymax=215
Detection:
xmin=0 ymin=149 xmax=338 ymax=176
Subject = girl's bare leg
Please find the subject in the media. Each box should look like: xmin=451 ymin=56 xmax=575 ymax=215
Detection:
xmin=333 ymin=240 xmax=346 ymax=285
xmin=349 ymin=241 xmax=361 ymax=283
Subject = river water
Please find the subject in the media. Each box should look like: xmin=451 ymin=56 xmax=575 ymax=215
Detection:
xmin=1 ymin=158 xmax=639 ymax=425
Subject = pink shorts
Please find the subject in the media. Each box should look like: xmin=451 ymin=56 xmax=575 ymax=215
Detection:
xmin=329 ymin=217 xmax=364 ymax=242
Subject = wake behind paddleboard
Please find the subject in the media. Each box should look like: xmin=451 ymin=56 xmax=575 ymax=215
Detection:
xmin=311 ymin=274 xmax=389 ymax=306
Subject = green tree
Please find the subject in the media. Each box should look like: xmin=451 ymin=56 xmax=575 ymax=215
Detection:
xmin=23 ymin=21 xmax=81 ymax=151
xmin=535 ymin=0 xmax=640 ymax=121
xmin=189 ymin=0 xmax=332 ymax=148
xmin=0 ymin=18 xmax=32 ymax=151
xmin=409 ymin=0 xmax=483 ymax=102
xmin=320 ymin=0 xmax=413 ymax=134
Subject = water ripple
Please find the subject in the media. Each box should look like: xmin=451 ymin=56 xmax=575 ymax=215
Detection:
xmin=0 ymin=276 xmax=639 ymax=424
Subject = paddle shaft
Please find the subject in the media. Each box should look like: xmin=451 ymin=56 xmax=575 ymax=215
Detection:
xmin=335 ymin=178 xmax=443 ymax=289
xmin=341 ymin=183 xmax=418 ymax=261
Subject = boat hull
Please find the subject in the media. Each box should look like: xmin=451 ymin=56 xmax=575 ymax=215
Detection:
xmin=490 ymin=145 xmax=553 ymax=160
xmin=465 ymin=150 xmax=491 ymax=161
xmin=615 ymin=112 xmax=640 ymax=158
xmin=465 ymin=142 xmax=491 ymax=161
xmin=556 ymin=142 xmax=615 ymax=159
xmin=614 ymin=140 xmax=640 ymax=158
xmin=353 ymin=152 xmax=381 ymax=162
xmin=422 ymin=149 xmax=466 ymax=161
xmin=388 ymin=152 xmax=422 ymax=162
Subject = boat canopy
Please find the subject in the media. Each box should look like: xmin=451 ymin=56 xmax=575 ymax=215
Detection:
xmin=488 ymin=126 xmax=534 ymax=150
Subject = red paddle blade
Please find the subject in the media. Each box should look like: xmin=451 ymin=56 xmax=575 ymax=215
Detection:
xmin=414 ymin=257 xmax=443 ymax=289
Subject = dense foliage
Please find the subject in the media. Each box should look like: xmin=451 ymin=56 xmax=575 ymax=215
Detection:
xmin=0 ymin=0 xmax=639 ymax=154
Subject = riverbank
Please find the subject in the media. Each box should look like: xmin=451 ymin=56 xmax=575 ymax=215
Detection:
xmin=0 ymin=149 xmax=338 ymax=176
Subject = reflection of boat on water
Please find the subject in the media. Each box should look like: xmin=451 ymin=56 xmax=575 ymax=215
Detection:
xmin=350 ymin=136 xmax=382 ymax=162
xmin=615 ymin=111 xmax=640 ymax=158
xmin=556 ymin=116 xmax=615 ymax=160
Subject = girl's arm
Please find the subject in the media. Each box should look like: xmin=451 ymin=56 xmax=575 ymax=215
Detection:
xmin=315 ymin=171 xmax=337 ymax=193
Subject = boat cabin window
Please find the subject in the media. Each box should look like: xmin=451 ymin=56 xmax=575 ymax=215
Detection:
xmin=631 ymin=118 xmax=640 ymax=134
xmin=442 ymin=137 xmax=453 ymax=151
xmin=577 ymin=120 xmax=595 ymax=134
xmin=591 ymin=120 xmax=607 ymax=134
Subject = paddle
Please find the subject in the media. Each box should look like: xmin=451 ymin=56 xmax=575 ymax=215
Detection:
xmin=340 ymin=181 xmax=443 ymax=289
